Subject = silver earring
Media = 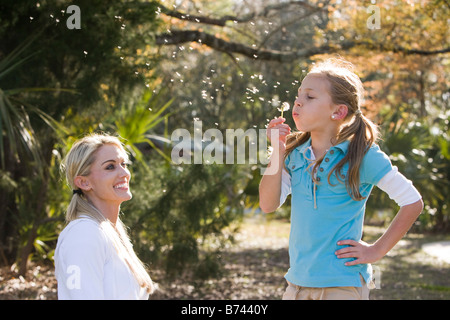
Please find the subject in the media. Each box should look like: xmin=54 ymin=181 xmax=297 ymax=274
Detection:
xmin=331 ymin=114 xmax=336 ymax=120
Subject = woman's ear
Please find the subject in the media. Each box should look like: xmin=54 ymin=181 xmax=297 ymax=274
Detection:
xmin=74 ymin=176 xmax=91 ymax=192
xmin=331 ymin=104 xmax=348 ymax=120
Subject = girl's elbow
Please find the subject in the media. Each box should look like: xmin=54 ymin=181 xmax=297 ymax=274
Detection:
xmin=259 ymin=202 xmax=278 ymax=214
xmin=259 ymin=204 xmax=272 ymax=214
xmin=416 ymin=198 xmax=424 ymax=212
xmin=404 ymin=198 xmax=424 ymax=215
xmin=258 ymin=189 xmax=279 ymax=213
xmin=414 ymin=199 xmax=424 ymax=220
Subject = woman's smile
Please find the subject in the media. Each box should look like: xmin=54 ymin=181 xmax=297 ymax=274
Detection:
xmin=113 ymin=181 xmax=129 ymax=190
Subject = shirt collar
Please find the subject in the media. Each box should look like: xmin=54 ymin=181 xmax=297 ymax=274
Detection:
xmin=333 ymin=139 xmax=350 ymax=154
xmin=295 ymin=137 xmax=312 ymax=154
xmin=294 ymin=137 xmax=350 ymax=157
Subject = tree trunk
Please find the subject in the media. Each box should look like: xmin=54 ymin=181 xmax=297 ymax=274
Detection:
xmin=17 ymin=137 xmax=53 ymax=276
xmin=17 ymin=173 xmax=49 ymax=276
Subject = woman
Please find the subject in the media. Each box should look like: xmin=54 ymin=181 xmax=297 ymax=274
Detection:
xmin=55 ymin=133 xmax=154 ymax=299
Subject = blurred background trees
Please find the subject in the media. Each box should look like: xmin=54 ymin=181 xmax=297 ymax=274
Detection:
xmin=0 ymin=0 xmax=448 ymax=278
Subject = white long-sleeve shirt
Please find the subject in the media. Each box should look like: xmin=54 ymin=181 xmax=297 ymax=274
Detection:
xmin=54 ymin=216 xmax=149 ymax=300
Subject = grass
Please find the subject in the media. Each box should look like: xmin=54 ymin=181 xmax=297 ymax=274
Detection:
xmin=1 ymin=215 xmax=449 ymax=300
xmin=361 ymin=225 xmax=450 ymax=300
xmin=152 ymin=216 xmax=450 ymax=300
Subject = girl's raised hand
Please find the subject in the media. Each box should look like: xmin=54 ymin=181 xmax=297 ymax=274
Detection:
xmin=267 ymin=117 xmax=291 ymax=150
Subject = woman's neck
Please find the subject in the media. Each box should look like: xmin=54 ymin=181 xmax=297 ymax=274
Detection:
xmin=86 ymin=196 xmax=121 ymax=225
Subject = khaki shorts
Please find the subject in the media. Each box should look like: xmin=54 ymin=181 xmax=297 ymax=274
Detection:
xmin=282 ymin=276 xmax=370 ymax=300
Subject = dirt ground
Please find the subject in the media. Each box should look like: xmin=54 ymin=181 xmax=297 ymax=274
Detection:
xmin=1 ymin=217 xmax=449 ymax=300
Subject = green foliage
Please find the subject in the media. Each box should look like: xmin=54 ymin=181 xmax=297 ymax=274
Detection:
xmin=0 ymin=34 xmax=44 ymax=169
xmin=113 ymin=90 xmax=173 ymax=164
xmin=367 ymin=105 xmax=449 ymax=231
xmin=0 ymin=0 xmax=162 ymax=272
xmin=122 ymin=160 xmax=244 ymax=278
xmin=0 ymin=0 xmax=448 ymax=283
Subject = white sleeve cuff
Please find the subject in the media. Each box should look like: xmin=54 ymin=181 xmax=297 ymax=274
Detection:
xmin=376 ymin=166 xmax=422 ymax=207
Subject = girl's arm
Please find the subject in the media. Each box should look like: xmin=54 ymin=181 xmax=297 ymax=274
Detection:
xmin=259 ymin=118 xmax=290 ymax=213
xmin=259 ymin=147 xmax=284 ymax=213
xmin=373 ymin=199 xmax=423 ymax=256
xmin=335 ymin=199 xmax=423 ymax=265
xmin=336 ymin=165 xmax=423 ymax=265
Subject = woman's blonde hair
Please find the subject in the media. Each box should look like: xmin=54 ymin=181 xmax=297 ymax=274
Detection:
xmin=284 ymin=58 xmax=379 ymax=200
xmin=61 ymin=133 xmax=154 ymax=294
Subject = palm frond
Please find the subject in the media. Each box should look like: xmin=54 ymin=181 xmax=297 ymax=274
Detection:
xmin=0 ymin=30 xmax=70 ymax=169
xmin=114 ymin=90 xmax=174 ymax=167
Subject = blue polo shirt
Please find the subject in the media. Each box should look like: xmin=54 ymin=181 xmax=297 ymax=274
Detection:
xmin=282 ymin=138 xmax=392 ymax=287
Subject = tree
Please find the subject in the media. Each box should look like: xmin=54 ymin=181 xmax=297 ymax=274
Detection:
xmin=153 ymin=0 xmax=449 ymax=61
xmin=1 ymin=0 xmax=448 ymax=281
xmin=0 ymin=0 xmax=161 ymax=273
xmin=151 ymin=0 xmax=449 ymax=231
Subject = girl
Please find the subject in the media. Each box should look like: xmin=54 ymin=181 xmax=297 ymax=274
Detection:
xmin=55 ymin=133 xmax=154 ymax=299
xmin=259 ymin=58 xmax=423 ymax=300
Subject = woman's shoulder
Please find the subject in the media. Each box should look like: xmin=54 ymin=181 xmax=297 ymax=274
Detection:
xmin=55 ymin=216 xmax=111 ymax=270
xmin=58 ymin=216 xmax=107 ymax=247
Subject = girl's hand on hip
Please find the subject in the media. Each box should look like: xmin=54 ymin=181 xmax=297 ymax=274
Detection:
xmin=335 ymin=240 xmax=384 ymax=266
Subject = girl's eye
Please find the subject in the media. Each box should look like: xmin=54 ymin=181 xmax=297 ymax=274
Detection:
xmin=121 ymin=162 xmax=129 ymax=168
xmin=307 ymin=95 xmax=315 ymax=99
xmin=106 ymin=164 xmax=115 ymax=170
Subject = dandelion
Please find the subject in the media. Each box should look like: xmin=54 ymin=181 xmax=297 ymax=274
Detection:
xmin=278 ymin=102 xmax=290 ymax=118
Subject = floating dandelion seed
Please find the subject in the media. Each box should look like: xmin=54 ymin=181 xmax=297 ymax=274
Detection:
xmin=278 ymin=102 xmax=290 ymax=118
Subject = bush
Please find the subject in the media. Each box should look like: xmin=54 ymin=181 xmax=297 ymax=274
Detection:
xmin=122 ymin=158 xmax=245 ymax=279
